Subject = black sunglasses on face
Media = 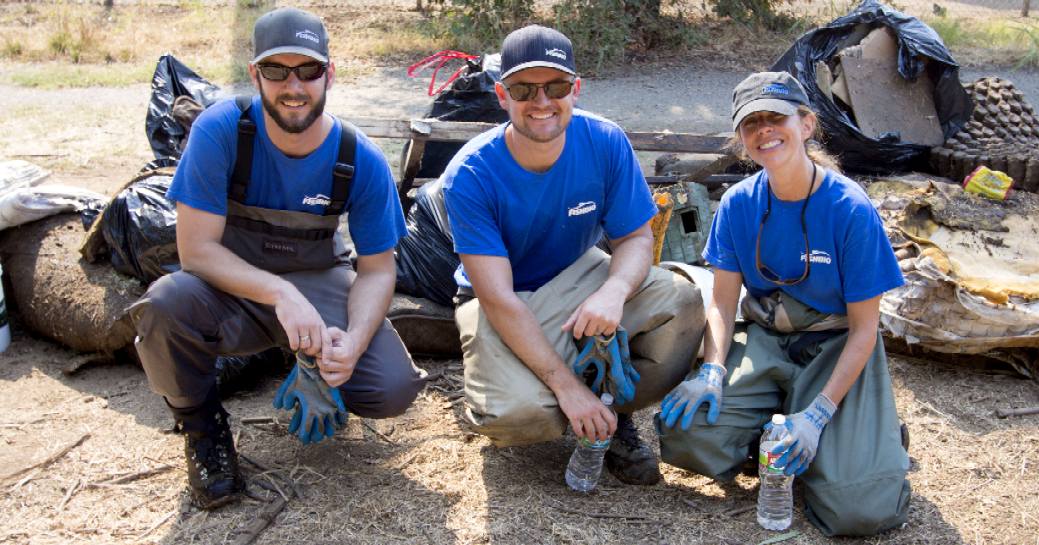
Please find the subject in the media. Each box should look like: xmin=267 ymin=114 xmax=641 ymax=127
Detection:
xmin=256 ymin=62 xmax=328 ymax=82
xmin=504 ymin=80 xmax=574 ymax=101
xmin=755 ymin=163 xmax=817 ymax=286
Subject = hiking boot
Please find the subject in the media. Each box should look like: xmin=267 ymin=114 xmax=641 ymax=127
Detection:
xmin=605 ymin=413 xmax=661 ymax=485
xmin=172 ymin=398 xmax=245 ymax=510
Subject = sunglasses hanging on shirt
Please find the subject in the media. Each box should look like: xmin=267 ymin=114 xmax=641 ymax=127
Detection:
xmin=755 ymin=163 xmax=817 ymax=286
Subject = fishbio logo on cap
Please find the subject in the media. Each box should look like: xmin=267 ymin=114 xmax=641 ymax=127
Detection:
xmin=762 ymin=84 xmax=789 ymax=96
xmin=545 ymin=48 xmax=567 ymax=60
xmin=296 ymin=30 xmax=319 ymax=43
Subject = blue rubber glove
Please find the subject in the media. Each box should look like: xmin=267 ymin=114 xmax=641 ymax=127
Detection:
xmin=660 ymin=362 xmax=725 ymax=429
xmin=769 ymin=393 xmax=837 ymax=476
xmin=273 ymin=353 xmax=348 ymax=445
xmin=571 ymin=328 xmax=639 ymax=406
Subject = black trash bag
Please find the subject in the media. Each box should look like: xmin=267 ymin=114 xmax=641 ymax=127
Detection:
xmin=102 ymin=172 xmax=180 ymax=284
xmin=395 ymin=179 xmax=459 ymax=306
xmin=146 ymin=54 xmax=222 ymax=161
xmin=772 ymin=0 xmax=972 ymax=174
xmin=411 ymin=53 xmax=509 ymax=179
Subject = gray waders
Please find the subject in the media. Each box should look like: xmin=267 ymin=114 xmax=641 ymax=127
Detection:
xmin=130 ymin=97 xmax=425 ymax=417
xmin=657 ymin=294 xmax=911 ymax=536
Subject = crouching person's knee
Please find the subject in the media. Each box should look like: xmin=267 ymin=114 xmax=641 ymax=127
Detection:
xmin=466 ymin=401 xmax=567 ymax=447
xmin=805 ymin=475 xmax=911 ymax=536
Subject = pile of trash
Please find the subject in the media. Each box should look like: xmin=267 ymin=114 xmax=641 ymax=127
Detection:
xmin=930 ymin=77 xmax=1039 ymax=192
xmin=868 ymin=175 xmax=1039 ymax=378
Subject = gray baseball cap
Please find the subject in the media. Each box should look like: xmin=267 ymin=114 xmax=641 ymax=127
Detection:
xmin=252 ymin=7 xmax=329 ymax=64
xmin=731 ymin=71 xmax=810 ymax=131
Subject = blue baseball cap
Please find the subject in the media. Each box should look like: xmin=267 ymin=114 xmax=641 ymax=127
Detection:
xmin=500 ymin=25 xmax=576 ymax=80
xmin=252 ymin=7 xmax=329 ymax=64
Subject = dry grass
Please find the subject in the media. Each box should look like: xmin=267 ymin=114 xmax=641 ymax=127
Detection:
xmin=1 ymin=337 xmax=1037 ymax=545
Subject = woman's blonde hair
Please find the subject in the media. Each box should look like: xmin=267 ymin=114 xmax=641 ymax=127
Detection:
xmin=726 ymin=105 xmax=841 ymax=173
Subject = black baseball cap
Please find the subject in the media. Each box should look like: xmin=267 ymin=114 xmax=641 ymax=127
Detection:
xmin=731 ymin=71 xmax=810 ymax=131
xmin=252 ymin=7 xmax=329 ymax=64
xmin=500 ymin=25 xmax=576 ymax=80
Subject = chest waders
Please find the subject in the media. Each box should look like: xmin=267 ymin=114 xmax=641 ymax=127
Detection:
xmin=220 ymin=95 xmax=357 ymax=273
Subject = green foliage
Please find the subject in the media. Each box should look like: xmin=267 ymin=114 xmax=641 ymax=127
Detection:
xmin=2 ymin=39 xmax=24 ymax=59
xmin=430 ymin=0 xmax=533 ymax=51
xmin=707 ymin=0 xmax=799 ymax=30
xmin=47 ymin=15 xmax=98 ymax=63
xmin=553 ymin=0 xmax=631 ymax=73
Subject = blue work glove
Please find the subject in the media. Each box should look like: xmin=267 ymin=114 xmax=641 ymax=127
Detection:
xmin=769 ymin=393 xmax=837 ymax=476
xmin=660 ymin=362 xmax=725 ymax=429
xmin=273 ymin=353 xmax=348 ymax=445
xmin=571 ymin=328 xmax=639 ymax=406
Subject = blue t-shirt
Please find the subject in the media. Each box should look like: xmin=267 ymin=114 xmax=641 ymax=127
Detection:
xmin=702 ymin=169 xmax=903 ymax=315
xmin=168 ymin=95 xmax=406 ymax=256
xmin=442 ymin=109 xmax=657 ymax=292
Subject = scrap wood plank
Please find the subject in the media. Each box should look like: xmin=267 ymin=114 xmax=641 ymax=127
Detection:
xmin=348 ymin=116 xmax=731 ymax=154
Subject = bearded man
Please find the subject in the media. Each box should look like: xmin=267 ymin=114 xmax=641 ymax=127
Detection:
xmin=130 ymin=7 xmax=425 ymax=509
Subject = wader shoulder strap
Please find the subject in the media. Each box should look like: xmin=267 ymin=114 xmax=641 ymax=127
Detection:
xmin=229 ymin=97 xmax=356 ymax=215
xmin=231 ymin=95 xmax=255 ymax=204
xmin=327 ymin=119 xmax=356 ymax=216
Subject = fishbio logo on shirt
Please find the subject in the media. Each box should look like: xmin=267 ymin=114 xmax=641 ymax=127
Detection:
xmin=801 ymin=250 xmax=833 ymax=265
xmin=568 ymin=201 xmax=596 ymax=217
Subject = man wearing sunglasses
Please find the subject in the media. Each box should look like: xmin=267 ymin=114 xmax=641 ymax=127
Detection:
xmin=441 ymin=25 xmax=705 ymax=485
xmin=130 ymin=7 xmax=425 ymax=509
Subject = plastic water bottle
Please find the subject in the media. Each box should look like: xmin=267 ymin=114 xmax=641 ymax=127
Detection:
xmin=564 ymin=392 xmax=614 ymax=492
xmin=758 ymin=414 xmax=794 ymax=530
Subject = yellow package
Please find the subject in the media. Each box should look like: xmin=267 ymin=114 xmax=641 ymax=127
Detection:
xmin=963 ymin=165 xmax=1013 ymax=200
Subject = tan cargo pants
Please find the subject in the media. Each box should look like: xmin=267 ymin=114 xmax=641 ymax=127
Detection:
xmin=455 ymin=247 xmax=706 ymax=446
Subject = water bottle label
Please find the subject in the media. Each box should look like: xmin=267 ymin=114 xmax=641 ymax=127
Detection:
xmin=577 ymin=436 xmax=610 ymax=449
xmin=759 ymin=440 xmax=784 ymax=474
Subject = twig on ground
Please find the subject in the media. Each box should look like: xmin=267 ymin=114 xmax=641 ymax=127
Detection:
xmin=995 ymin=406 xmax=1039 ymax=418
xmin=139 ymin=510 xmax=177 ymax=539
xmin=239 ymin=453 xmax=272 ymax=472
xmin=9 ymin=469 xmax=42 ymax=491
xmin=231 ymin=496 xmax=288 ymax=545
xmin=92 ymin=464 xmax=175 ymax=486
xmin=2 ymin=433 xmax=90 ymax=485
xmin=241 ymin=416 xmax=276 ymax=425
xmin=545 ymin=499 xmax=652 ymax=522
xmin=362 ymin=420 xmax=395 ymax=444
xmin=57 ymin=479 xmax=82 ymax=510
xmin=256 ymin=475 xmax=288 ymax=502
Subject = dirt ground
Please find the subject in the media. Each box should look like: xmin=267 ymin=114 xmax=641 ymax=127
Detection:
xmin=1 ymin=56 xmax=1039 ymax=544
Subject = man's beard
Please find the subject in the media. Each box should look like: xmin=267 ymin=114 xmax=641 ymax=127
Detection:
xmin=258 ymin=84 xmax=327 ymax=134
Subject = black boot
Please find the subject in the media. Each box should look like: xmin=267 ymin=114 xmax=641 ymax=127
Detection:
xmin=170 ymin=395 xmax=245 ymax=510
xmin=605 ymin=413 xmax=662 ymax=485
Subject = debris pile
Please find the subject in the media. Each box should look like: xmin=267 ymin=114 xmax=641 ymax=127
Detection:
xmin=868 ymin=175 xmax=1039 ymax=378
xmin=930 ymin=77 xmax=1039 ymax=191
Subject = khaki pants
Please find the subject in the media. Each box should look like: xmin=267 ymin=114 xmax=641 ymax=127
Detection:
xmin=456 ymin=247 xmax=705 ymax=446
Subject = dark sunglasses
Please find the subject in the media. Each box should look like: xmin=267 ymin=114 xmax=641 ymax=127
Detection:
xmin=504 ymin=80 xmax=574 ymax=101
xmin=755 ymin=163 xmax=817 ymax=286
xmin=256 ymin=62 xmax=328 ymax=82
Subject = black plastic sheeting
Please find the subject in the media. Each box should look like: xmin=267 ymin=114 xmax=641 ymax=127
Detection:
xmin=395 ymin=180 xmax=459 ymax=306
xmin=772 ymin=0 xmax=972 ymax=174
xmin=146 ymin=54 xmax=222 ymax=161
xmin=412 ymin=54 xmax=509 ymax=178
xmin=102 ymin=172 xmax=180 ymax=284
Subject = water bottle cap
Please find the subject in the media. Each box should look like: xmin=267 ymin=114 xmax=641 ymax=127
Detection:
xmin=771 ymin=414 xmax=786 ymax=425
xmin=600 ymin=392 xmax=614 ymax=405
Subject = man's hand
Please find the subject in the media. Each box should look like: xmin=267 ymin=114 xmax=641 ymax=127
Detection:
xmin=562 ymin=280 xmax=627 ymax=340
xmin=555 ymin=379 xmax=617 ymax=442
xmin=273 ymin=282 xmax=326 ymax=356
xmin=771 ymin=393 xmax=837 ymax=476
xmin=273 ymin=354 xmax=348 ymax=444
xmin=318 ymin=326 xmax=363 ymax=388
xmin=660 ymin=362 xmax=725 ymax=429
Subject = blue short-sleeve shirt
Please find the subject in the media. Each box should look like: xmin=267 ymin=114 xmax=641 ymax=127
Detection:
xmin=442 ymin=109 xmax=657 ymax=292
xmin=702 ymin=169 xmax=903 ymax=314
xmin=168 ymin=95 xmax=405 ymax=256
